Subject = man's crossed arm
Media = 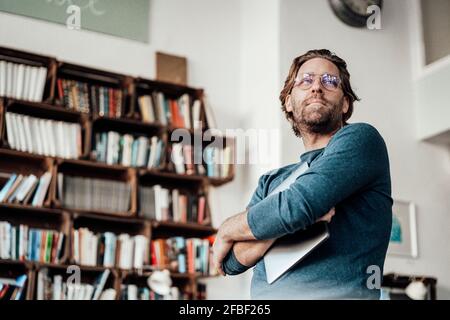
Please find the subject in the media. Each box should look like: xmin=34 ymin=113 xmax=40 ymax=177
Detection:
xmin=212 ymin=208 xmax=335 ymax=276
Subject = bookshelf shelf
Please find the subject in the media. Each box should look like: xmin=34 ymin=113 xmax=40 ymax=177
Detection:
xmin=151 ymin=220 xmax=217 ymax=235
xmin=0 ymin=46 xmax=234 ymax=300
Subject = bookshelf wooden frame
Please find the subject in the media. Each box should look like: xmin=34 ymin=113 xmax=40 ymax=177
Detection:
xmin=0 ymin=45 xmax=230 ymax=300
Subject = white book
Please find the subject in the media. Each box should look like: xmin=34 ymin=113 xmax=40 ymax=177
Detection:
xmin=127 ymin=285 xmax=138 ymax=300
xmin=6 ymin=62 xmax=14 ymax=97
xmin=22 ymin=65 xmax=31 ymax=101
xmin=53 ymin=275 xmax=63 ymax=300
xmin=179 ymin=94 xmax=191 ymax=129
xmin=106 ymin=131 xmax=118 ymax=165
xmin=31 ymin=171 xmax=52 ymax=206
xmin=156 ymin=92 xmax=167 ymax=125
xmin=69 ymin=123 xmax=78 ymax=159
xmin=118 ymin=234 xmax=132 ymax=269
xmin=22 ymin=115 xmax=34 ymax=153
xmin=30 ymin=117 xmax=43 ymax=155
xmin=27 ymin=66 xmax=38 ymax=101
xmin=153 ymin=185 xmax=162 ymax=221
xmin=136 ymin=136 xmax=149 ymax=167
xmin=90 ymin=233 xmax=98 ymax=266
xmin=73 ymin=229 xmax=80 ymax=264
xmin=133 ymin=235 xmax=148 ymax=269
xmin=5 ymin=112 xmax=16 ymax=149
xmin=15 ymin=64 xmax=25 ymax=100
xmin=11 ymin=63 xmax=18 ymax=98
xmin=15 ymin=114 xmax=27 ymax=152
xmin=172 ymin=143 xmax=185 ymax=174
xmin=45 ymin=119 xmax=56 ymax=157
xmin=171 ymin=189 xmax=179 ymax=222
xmin=55 ymin=121 xmax=65 ymax=158
xmin=121 ymin=134 xmax=133 ymax=166
xmin=192 ymin=100 xmax=204 ymax=128
xmin=15 ymin=174 xmax=38 ymax=203
xmin=38 ymin=118 xmax=49 ymax=156
xmin=147 ymin=136 xmax=158 ymax=168
xmin=37 ymin=268 xmax=48 ymax=300
xmin=35 ymin=67 xmax=47 ymax=102
xmin=0 ymin=60 xmax=6 ymax=96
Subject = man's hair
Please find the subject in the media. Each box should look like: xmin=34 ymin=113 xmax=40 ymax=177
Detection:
xmin=279 ymin=49 xmax=360 ymax=126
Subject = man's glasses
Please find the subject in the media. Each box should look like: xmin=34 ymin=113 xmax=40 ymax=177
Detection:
xmin=294 ymin=73 xmax=341 ymax=91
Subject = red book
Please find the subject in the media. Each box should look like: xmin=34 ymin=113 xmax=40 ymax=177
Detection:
xmin=109 ymin=88 xmax=115 ymax=118
xmin=183 ymin=145 xmax=194 ymax=175
xmin=57 ymin=79 xmax=64 ymax=99
xmin=197 ymin=196 xmax=206 ymax=224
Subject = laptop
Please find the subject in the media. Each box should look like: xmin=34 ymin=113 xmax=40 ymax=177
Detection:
xmin=264 ymin=221 xmax=330 ymax=284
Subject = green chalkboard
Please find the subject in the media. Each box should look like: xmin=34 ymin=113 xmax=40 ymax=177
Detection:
xmin=0 ymin=0 xmax=149 ymax=43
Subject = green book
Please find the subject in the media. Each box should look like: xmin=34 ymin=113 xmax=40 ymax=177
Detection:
xmin=45 ymin=231 xmax=53 ymax=263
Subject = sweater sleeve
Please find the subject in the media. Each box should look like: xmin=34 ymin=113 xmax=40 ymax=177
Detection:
xmin=247 ymin=123 xmax=389 ymax=240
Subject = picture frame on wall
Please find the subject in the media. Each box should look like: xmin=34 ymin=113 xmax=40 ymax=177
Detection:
xmin=388 ymin=199 xmax=418 ymax=258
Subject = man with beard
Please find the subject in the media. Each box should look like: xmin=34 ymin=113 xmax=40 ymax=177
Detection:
xmin=212 ymin=49 xmax=393 ymax=299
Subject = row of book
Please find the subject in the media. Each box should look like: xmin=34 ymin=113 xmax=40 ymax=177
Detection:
xmin=36 ymin=268 xmax=113 ymax=300
xmin=138 ymin=93 xmax=202 ymax=129
xmin=94 ymin=132 xmax=164 ymax=169
xmin=0 ymin=274 xmax=28 ymax=300
xmin=72 ymin=228 xmax=149 ymax=270
xmin=169 ymin=143 xmax=233 ymax=178
xmin=5 ymin=112 xmax=82 ymax=159
xmin=204 ymin=145 xmax=233 ymax=178
xmin=119 ymin=284 xmax=183 ymax=300
xmin=57 ymin=79 xmax=123 ymax=117
xmin=0 ymin=222 xmax=65 ymax=264
xmin=0 ymin=61 xmax=47 ymax=102
xmin=58 ymin=174 xmax=131 ymax=213
xmin=139 ymin=185 xmax=207 ymax=224
xmin=151 ymin=237 xmax=213 ymax=275
xmin=0 ymin=171 xmax=52 ymax=207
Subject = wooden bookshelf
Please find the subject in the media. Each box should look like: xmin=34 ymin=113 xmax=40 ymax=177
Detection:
xmin=0 ymin=45 xmax=233 ymax=300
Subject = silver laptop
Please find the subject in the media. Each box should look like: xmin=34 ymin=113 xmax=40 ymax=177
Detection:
xmin=264 ymin=222 xmax=329 ymax=284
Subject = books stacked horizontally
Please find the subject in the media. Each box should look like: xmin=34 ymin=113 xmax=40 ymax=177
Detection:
xmin=139 ymin=186 xmax=207 ymax=224
xmin=204 ymin=145 xmax=233 ymax=178
xmin=119 ymin=284 xmax=182 ymax=300
xmin=36 ymin=268 xmax=114 ymax=300
xmin=169 ymin=142 xmax=206 ymax=176
xmin=0 ymin=274 xmax=28 ymax=300
xmin=0 ymin=171 xmax=52 ymax=207
xmin=151 ymin=237 xmax=211 ymax=275
xmin=138 ymin=93 xmax=202 ymax=129
xmin=94 ymin=132 xmax=164 ymax=169
xmin=58 ymin=175 xmax=131 ymax=213
xmin=72 ymin=228 xmax=149 ymax=270
xmin=5 ymin=112 xmax=82 ymax=159
xmin=0 ymin=222 xmax=65 ymax=264
xmin=0 ymin=61 xmax=47 ymax=102
xmin=57 ymin=79 xmax=123 ymax=117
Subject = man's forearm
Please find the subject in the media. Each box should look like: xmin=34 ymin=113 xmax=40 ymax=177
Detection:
xmin=219 ymin=210 xmax=257 ymax=242
xmin=232 ymin=239 xmax=276 ymax=267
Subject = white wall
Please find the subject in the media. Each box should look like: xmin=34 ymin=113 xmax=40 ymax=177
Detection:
xmin=279 ymin=0 xmax=450 ymax=299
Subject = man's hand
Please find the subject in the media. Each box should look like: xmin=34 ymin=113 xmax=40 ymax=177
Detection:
xmin=212 ymin=231 xmax=233 ymax=276
xmin=316 ymin=207 xmax=335 ymax=223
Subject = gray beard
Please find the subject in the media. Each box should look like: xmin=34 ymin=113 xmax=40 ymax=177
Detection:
xmin=293 ymin=98 xmax=344 ymax=136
